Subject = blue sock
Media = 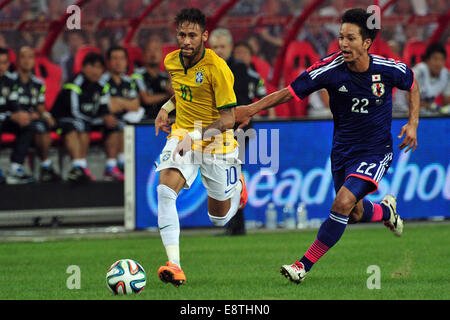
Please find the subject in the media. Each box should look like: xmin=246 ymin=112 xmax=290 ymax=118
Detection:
xmin=360 ymin=199 xmax=374 ymax=222
xmin=381 ymin=203 xmax=391 ymax=221
xmin=300 ymin=211 xmax=349 ymax=272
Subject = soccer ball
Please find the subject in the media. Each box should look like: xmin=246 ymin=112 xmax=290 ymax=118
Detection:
xmin=106 ymin=259 xmax=146 ymax=295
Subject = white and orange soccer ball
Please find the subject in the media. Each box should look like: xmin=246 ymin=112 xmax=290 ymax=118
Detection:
xmin=106 ymin=259 xmax=146 ymax=295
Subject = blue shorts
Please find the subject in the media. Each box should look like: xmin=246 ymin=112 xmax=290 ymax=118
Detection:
xmin=332 ymin=152 xmax=393 ymax=195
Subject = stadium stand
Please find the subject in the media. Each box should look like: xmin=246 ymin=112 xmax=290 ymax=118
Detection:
xmin=402 ymin=39 xmax=427 ymax=67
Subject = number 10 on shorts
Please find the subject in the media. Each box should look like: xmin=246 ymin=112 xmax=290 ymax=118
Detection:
xmin=226 ymin=167 xmax=237 ymax=187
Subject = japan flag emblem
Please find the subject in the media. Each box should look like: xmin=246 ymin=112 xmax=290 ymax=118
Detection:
xmin=372 ymin=74 xmax=381 ymax=82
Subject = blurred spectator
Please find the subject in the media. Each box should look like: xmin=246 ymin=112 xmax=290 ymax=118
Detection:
xmin=232 ymin=41 xmax=275 ymax=118
xmin=0 ymin=34 xmax=8 ymax=49
xmin=230 ymin=0 xmax=265 ymax=16
xmin=413 ymin=42 xmax=449 ymax=115
xmin=255 ymin=0 xmax=290 ymax=65
xmin=394 ymin=42 xmax=449 ymax=114
xmin=387 ymin=0 xmax=425 ymax=51
xmin=102 ymin=0 xmax=122 ymax=18
xmin=50 ymin=52 xmax=111 ymax=183
xmin=45 ymin=0 xmax=70 ymax=20
xmin=95 ymin=31 xmax=113 ymax=56
xmin=246 ymin=34 xmax=265 ymax=62
xmin=11 ymin=46 xmax=60 ymax=182
xmin=0 ymin=47 xmax=35 ymax=184
xmin=122 ymin=0 xmax=144 ymax=18
xmin=318 ymin=0 xmax=347 ymax=38
xmin=100 ymin=45 xmax=142 ymax=180
xmin=131 ymin=36 xmax=173 ymax=120
xmin=298 ymin=16 xmax=335 ymax=57
xmin=56 ymin=31 xmax=87 ymax=82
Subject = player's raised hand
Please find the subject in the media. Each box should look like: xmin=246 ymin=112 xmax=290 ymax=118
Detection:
xmin=173 ymin=134 xmax=192 ymax=160
xmin=398 ymin=122 xmax=418 ymax=153
xmin=235 ymin=105 xmax=252 ymax=129
xmin=155 ymin=109 xmax=171 ymax=136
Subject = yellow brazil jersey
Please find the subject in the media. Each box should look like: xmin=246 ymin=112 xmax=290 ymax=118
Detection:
xmin=164 ymin=48 xmax=237 ymax=154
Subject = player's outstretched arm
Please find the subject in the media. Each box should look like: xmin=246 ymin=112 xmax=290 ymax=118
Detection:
xmin=203 ymin=107 xmax=235 ymax=140
xmin=398 ymin=81 xmax=420 ymax=153
xmin=235 ymin=87 xmax=293 ymax=128
xmin=172 ymin=107 xmax=235 ymax=160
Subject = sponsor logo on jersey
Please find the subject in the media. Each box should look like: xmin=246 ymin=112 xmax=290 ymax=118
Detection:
xmin=338 ymin=85 xmax=348 ymax=92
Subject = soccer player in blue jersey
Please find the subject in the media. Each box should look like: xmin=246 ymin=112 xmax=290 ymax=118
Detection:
xmin=235 ymin=8 xmax=420 ymax=284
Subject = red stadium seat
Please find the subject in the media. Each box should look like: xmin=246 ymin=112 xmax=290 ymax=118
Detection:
xmin=123 ymin=44 xmax=143 ymax=75
xmin=34 ymin=56 xmax=62 ymax=111
xmin=89 ymin=131 xmax=103 ymax=143
xmin=8 ymin=48 xmax=16 ymax=69
xmin=327 ymin=39 xmax=340 ymax=55
xmin=284 ymin=41 xmax=320 ymax=77
xmin=281 ymin=41 xmax=319 ymax=117
xmin=73 ymin=46 xmax=101 ymax=74
xmin=370 ymin=38 xmax=401 ymax=61
xmin=1 ymin=133 xmax=16 ymax=145
xmin=402 ymin=40 xmax=427 ymax=67
xmin=251 ymin=56 xmax=271 ymax=82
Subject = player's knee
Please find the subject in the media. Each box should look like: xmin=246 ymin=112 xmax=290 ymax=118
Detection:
xmin=331 ymin=195 xmax=356 ymax=215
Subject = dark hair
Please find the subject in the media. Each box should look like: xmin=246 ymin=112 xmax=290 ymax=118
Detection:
xmin=82 ymin=52 xmax=105 ymax=67
xmin=175 ymin=7 xmax=206 ymax=31
xmin=341 ymin=8 xmax=379 ymax=47
xmin=422 ymin=42 xmax=447 ymax=61
xmin=234 ymin=41 xmax=253 ymax=56
xmin=106 ymin=45 xmax=128 ymax=60
xmin=0 ymin=47 xmax=9 ymax=58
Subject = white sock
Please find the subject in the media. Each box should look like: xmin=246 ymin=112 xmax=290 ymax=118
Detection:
xmin=157 ymin=184 xmax=181 ymax=265
xmin=41 ymin=159 xmax=52 ymax=168
xmin=72 ymin=159 xmax=87 ymax=168
xmin=10 ymin=162 xmax=22 ymax=172
xmin=208 ymin=181 xmax=242 ymax=227
xmin=165 ymin=244 xmax=181 ymax=268
xmin=106 ymin=158 xmax=117 ymax=168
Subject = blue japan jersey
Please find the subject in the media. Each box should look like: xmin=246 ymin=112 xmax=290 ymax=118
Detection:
xmin=289 ymin=52 xmax=414 ymax=161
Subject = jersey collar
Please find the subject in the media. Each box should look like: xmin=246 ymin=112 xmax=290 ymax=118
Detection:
xmin=179 ymin=47 xmax=206 ymax=74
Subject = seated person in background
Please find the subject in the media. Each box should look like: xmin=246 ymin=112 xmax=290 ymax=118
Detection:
xmin=412 ymin=42 xmax=449 ymax=115
xmin=0 ymin=47 xmax=34 ymax=184
xmin=100 ymin=45 xmax=141 ymax=179
xmin=11 ymin=46 xmax=60 ymax=182
xmin=51 ymin=52 xmax=112 ymax=183
xmin=232 ymin=41 xmax=275 ymax=118
xmin=131 ymin=36 xmax=173 ymax=120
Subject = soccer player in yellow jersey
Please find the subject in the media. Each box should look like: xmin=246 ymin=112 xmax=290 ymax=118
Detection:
xmin=154 ymin=8 xmax=248 ymax=287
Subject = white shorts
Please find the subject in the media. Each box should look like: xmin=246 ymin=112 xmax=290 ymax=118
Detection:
xmin=155 ymin=138 xmax=242 ymax=201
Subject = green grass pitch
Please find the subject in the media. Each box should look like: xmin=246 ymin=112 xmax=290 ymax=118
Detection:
xmin=1 ymin=222 xmax=449 ymax=300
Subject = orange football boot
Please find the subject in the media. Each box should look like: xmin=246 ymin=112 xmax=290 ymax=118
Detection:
xmin=239 ymin=172 xmax=248 ymax=209
xmin=158 ymin=262 xmax=186 ymax=287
